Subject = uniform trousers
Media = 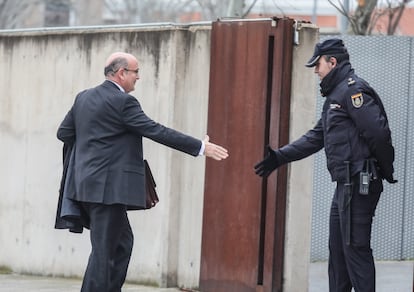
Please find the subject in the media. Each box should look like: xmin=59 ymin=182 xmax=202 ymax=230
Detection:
xmin=328 ymin=176 xmax=382 ymax=292
xmin=80 ymin=202 xmax=134 ymax=292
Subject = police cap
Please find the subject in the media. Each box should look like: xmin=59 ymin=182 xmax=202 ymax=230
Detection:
xmin=305 ymin=38 xmax=348 ymax=67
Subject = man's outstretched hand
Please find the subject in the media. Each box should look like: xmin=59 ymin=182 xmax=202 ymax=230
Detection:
xmin=203 ymin=135 xmax=229 ymax=161
xmin=254 ymin=146 xmax=281 ymax=177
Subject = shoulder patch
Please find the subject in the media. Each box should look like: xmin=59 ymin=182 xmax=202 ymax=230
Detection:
xmin=351 ymin=93 xmax=363 ymax=108
xmin=348 ymin=78 xmax=356 ymax=86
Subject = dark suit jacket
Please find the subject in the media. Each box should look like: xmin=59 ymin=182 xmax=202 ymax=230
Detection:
xmin=57 ymin=80 xmax=201 ymax=210
xmin=55 ymin=143 xmax=88 ymax=233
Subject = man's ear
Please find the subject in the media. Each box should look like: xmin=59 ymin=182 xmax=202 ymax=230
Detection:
xmin=329 ymin=57 xmax=337 ymax=66
xmin=117 ymin=68 xmax=126 ymax=80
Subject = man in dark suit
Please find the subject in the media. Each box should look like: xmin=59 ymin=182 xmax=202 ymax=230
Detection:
xmin=57 ymin=52 xmax=228 ymax=292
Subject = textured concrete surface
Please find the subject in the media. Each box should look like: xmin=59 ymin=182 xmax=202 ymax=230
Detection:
xmin=0 ymin=261 xmax=412 ymax=291
xmin=309 ymin=261 xmax=413 ymax=292
xmin=0 ymin=274 xmax=181 ymax=292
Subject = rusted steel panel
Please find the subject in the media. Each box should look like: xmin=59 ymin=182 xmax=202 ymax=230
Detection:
xmin=200 ymin=18 xmax=294 ymax=292
xmin=262 ymin=18 xmax=295 ymax=292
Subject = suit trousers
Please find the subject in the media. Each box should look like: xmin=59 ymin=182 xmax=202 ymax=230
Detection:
xmin=328 ymin=176 xmax=382 ymax=292
xmin=80 ymin=202 xmax=134 ymax=292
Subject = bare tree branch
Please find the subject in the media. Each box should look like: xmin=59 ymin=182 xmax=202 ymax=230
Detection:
xmin=327 ymin=0 xmax=347 ymax=15
xmin=328 ymin=0 xmax=411 ymax=35
xmin=0 ymin=0 xmax=45 ymax=29
xmin=387 ymin=0 xmax=409 ymax=34
xmin=243 ymin=0 xmax=259 ymax=18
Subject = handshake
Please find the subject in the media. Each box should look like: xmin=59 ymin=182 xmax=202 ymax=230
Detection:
xmin=254 ymin=146 xmax=282 ymax=178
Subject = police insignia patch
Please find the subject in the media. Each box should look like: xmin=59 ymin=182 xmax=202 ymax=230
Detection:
xmin=351 ymin=93 xmax=363 ymax=108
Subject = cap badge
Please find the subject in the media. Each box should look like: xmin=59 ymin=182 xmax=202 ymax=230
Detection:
xmin=351 ymin=93 xmax=363 ymax=108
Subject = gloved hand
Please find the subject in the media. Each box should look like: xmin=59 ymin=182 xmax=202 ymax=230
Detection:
xmin=385 ymin=175 xmax=398 ymax=184
xmin=377 ymin=160 xmax=398 ymax=184
xmin=254 ymin=146 xmax=281 ymax=177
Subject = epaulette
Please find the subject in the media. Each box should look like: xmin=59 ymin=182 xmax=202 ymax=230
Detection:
xmin=347 ymin=77 xmax=356 ymax=86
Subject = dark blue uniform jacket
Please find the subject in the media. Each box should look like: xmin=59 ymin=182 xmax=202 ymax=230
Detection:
xmin=275 ymin=61 xmax=395 ymax=183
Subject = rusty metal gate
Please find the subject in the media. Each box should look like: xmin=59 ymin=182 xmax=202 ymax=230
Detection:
xmin=200 ymin=18 xmax=294 ymax=292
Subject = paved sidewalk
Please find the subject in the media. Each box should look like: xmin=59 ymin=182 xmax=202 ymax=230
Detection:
xmin=309 ymin=261 xmax=413 ymax=292
xmin=0 ymin=274 xmax=181 ymax=292
xmin=0 ymin=261 xmax=412 ymax=291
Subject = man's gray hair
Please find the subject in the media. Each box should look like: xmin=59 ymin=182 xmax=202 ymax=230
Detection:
xmin=104 ymin=57 xmax=129 ymax=76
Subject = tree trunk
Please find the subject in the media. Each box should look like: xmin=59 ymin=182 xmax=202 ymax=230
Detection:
xmin=350 ymin=0 xmax=378 ymax=35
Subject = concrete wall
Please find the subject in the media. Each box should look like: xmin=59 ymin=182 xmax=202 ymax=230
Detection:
xmin=283 ymin=24 xmax=319 ymax=292
xmin=0 ymin=23 xmax=318 ymax=290
xmin=0 ymin=24 xmax=211 ymax=288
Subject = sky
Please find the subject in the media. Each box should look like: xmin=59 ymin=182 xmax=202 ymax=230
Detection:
xmin=251 ymin=0 xmax=414 ymax=16
xmin=252 ymin=0 xmax=357 ymax=15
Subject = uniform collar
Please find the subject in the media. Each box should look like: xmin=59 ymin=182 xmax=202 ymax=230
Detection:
xmin=320 ymin=61 xmax=353 ymax=97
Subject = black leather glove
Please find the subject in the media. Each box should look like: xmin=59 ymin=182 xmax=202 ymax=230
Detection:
xmin=384 ymin=175 xmax=398 ymax=184
xmin=378 ymin=160 xmax=398 ymax=184
xmin=254 ymin=146 xmax=281 ymax=177
xmin=375 ymin=144 xmax=398 ymax=184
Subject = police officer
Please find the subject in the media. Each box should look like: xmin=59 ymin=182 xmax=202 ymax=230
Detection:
xmin=254 ymin=38 xmax=397 ymax=292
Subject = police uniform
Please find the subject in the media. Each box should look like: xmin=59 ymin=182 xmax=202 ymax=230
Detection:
xmin=254 ymin=38 xmax=396 ymax=292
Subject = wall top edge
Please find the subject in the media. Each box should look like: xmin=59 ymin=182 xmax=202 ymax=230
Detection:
xmin=0 ymin=18 xmax=320 ymax=37
xmin=0 ymin=21 xmax=213 ymax=37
